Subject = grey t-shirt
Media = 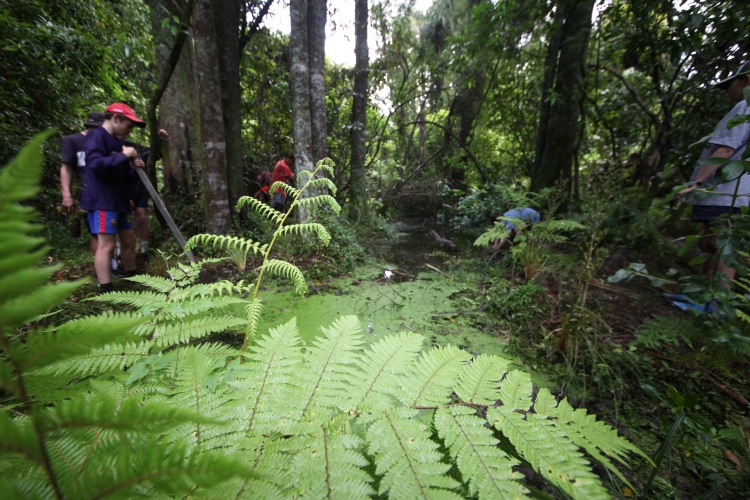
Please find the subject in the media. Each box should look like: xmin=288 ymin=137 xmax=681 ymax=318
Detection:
xmin=691 ymin=99 xmax=750 ymax=207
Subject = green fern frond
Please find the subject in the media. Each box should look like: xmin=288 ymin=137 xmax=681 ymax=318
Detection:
xmin=15 ymin=314 xmax=144 ymax=372
xmin=277 ymin=223 xmax=332 ymax=246
xmin=316 ymin=158 xmax=336 ymax=177
xmin=0 ymin=131 xmax=54 ymax=204
xmin=32 ymin=341 xmax=153 ymax=377
xmin=261 ymin=259 xmax=308 ymax=295
xmin=245 ymin=298 xmax=263 ymax=338
xmin=152 ymin=316 xmax=247 ymax=347
xmin=304 ymin=177 xmax=338 ymax=196
xmin=489 ymin=406 xmax=610 ymax=499
xmin=346 ymin=332 xmax=424 ymax=414
xmin=473 ymin=224 xmax=511 ymax=247
xmin=400 ymin=345 xmax=472 ymax=407
xmin=233 ymin=319 xmax=303 ymax=433
xmin=285 ymin=418 xmax=374 ymax=499
xmin=434 ymin=406 xmax=527 ymax=499
xmin=70 ymin=443 xmax=257 ymax=498
xmin=542 ymin=391 xmax=647 ymax=486
xmin=123 ymin=274 xmax=176 ymax=294
xmin=498 ymin=369 xmax=533 ymax=411
xmin=0 ymin=471 xmax=55 ymax=500
xmin=0 ymin=279 xmax=86 ymax=331
xmin=86 ymin=290 xmax=165 ymax=310
xmin=294 ymin=195 xmax=342 ymax=215
xmin=368 ymin=408 xmax=462 ymax=499
xmin=0 ymin=411 xmax=42 ymax=462
xmin=235 ymin=196 xmax=283 ymax=223
xmin=454 ymin=354 xmax=510 ymax=405
xmin=185 ymin=234 xmax=268 ymax=257
xmin=296 ymin=316 xmax=365 ymax=419
xmin=271 ymin=181 xmax=299 ymax=200
xmin=45 ymin=393 xmax=218 ymax=434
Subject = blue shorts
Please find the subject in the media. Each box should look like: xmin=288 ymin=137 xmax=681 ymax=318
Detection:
xmin=87 ymin=210 xmax=133 ymax=235
xmin=692 ymin=205 xmax=742 ymax=223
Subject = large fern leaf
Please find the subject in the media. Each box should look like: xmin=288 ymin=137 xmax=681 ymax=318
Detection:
xmin=284 ymin=418 xmax=375 ymax=499
xmin=232 ymin=319 xmax=303 ymax=433
xmin=345 ymin=332 xmax=424 ymax=415
xmin=295 ymin=315 xmax=365 ymax=420
xmin=368 ymin=408 xmax=462 ymax=499
xmin=399 ymin=344 xmax=472 ymax=407
xmin=435 ymin=406 xmax=527 ymax=499
xmin=454 ymin=353 xmax=511 ymax=405
xmin=489 ymin=405 xmax=610 ymax=499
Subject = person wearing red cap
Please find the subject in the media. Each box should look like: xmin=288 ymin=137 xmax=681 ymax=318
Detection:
xmin=82 ymin=103 xmax=146 ymax=294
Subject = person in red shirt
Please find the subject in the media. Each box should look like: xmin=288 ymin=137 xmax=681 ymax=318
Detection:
xmin=271 ymin=153 xmax=295 ymax=211
xmin=253 ymin=170 xmax=271 ymax=203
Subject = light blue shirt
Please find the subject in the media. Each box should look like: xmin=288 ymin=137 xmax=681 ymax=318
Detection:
xmin=502 ymin=207 xmax=540 ymax=230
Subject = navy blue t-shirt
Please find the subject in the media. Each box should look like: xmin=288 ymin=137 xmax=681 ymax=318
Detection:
xmin=81 ymin=127 xmax=136 ymax=212
xmin=61 ymin=132 xmax=88 ymax=199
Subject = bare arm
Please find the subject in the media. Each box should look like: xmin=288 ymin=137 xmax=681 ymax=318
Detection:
xmin=677 ymin=145 xmax=736 ymax=198
xmin=60 ymin=163 xmax=75 ymax=212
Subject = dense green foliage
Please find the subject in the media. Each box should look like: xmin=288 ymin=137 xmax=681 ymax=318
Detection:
xmin=0 ymin=136 xmax=647 ymax=498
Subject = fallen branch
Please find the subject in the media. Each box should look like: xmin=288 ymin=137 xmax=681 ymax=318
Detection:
xmin=425 ymin=263 xmax=452 ymax=280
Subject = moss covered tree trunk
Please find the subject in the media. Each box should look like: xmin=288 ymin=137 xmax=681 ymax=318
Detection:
xmin=193 ymin=0 xmax=230 ymax=234
xmin=349 ymin=0 xmax=368 ymax=220
xmin=531 ymin=0 xmax=595 ymax=195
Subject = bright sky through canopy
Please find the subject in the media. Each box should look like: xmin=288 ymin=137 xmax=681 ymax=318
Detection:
xmin=264 ymin=0 xmax=434 ymax=67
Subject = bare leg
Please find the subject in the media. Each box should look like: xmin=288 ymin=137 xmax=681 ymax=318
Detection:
xmin=94 ymin=234 xmax=116 ymax=284
xmin=119 ymin=228 xmax=137 ymax=272
xmin=89 ymin=235 xmax=98 ymax=255
xmin=135 ymin=206 xmax=148 ymax=253
xmin=699 ymin=223 xmax=734 ymax=290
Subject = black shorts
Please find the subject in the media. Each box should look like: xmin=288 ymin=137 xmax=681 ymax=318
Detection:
xmin=133 ymin=198 xmax=149 ymax=209
xmin=692 ymin=205 xmax=742 ymax=223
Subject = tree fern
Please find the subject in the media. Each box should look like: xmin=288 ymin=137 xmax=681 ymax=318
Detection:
xmin=400 ymin=345 xmax=472 ymax=407
xmin=235 ymin=195 xmax=284 ymax=223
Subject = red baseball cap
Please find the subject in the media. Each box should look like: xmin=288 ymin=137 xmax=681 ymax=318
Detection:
xmin=106 ymin=103 xmax=146 ymax=128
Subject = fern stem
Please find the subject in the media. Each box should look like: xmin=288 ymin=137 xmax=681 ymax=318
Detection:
xmin=243 ymin=163 xmax=328 ymax=352
xmin=2 ymin=337 xmax=65 ymax=499
xmin=384 ymin=412 xmax=430 ymax=499
xmin=321 ymin=424 xmax=333 ymax=499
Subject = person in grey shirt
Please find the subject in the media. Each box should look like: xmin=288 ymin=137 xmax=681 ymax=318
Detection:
xmin=677 ymin=61 xmax=750 ymax=290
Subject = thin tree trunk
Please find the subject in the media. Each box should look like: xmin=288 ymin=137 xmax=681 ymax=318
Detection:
xmin=147 ymin=0 xmax=200 ymax=197
xmin=349 ymin=0 xmax=368 ymax=220
xmin=290 ymin=0 xmax=314 ymax=219
xmin=308 ymin=0 xmax=327 ymax=163
xmin=193 ymin=0 xmax=230 ymax=234
xmin=531 ymin=0 xmax=595 ymax=194
xmin=212 ymin=0 xmax=244 ymax=213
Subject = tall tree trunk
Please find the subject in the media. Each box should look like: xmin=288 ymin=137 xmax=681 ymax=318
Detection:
xmin=212 ymin=0 xmax=244 ymax=213
xmin=148 ymin=0 xmax=200 ymax=197
xmin=349 ymin=0 xmax=368 ymax=220
xmin=290 ymin=0 xmax=314 ymax=219
xmin=531 ymin=0 xmax=595 ymax=194
xmin=193 ymin=0 xmax=230 ymax=234
xmin=308 ymin=0 xmax=327 ymax=163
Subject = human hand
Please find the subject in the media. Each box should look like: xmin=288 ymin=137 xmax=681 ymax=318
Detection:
xmin=122 ymin=145 xmax=138 ymax=159
xmin=62 ymin=194 xmax=75 ymax=213
xmin=131 ymin=157 xmax=145 ymax=168
xmin=158 ymin=129 xmax=170 ymax=140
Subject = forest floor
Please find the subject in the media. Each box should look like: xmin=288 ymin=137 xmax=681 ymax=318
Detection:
xmin=48 ymin=219 xmax=750 ymax=497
